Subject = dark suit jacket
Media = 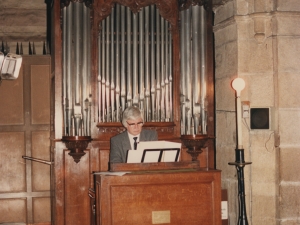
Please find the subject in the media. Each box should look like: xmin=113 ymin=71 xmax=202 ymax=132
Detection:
xmin=110 ymin=129 xmax=158 ymax=163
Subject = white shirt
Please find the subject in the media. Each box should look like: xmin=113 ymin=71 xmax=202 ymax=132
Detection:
xmin=128 ymin=133 xmax=140 ymax=150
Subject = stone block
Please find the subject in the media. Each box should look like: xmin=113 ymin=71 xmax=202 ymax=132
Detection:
xmin=215 ymin=77 xmax=236 ymax=111
xmin=280 ymin=147 xmax=300 ymax=182
xmin=275 ymin=15 xmax=300 ymax=36
xmin=0 ymin=9 xmax=46 ymax=26
xmin=281 ymin=219 xmax=300 ymax=225
xmin=236 ymin=0 xmax=249 ymax=15
xmin=279 ymin=110 xmax=300 ymax=145
xmin=216 ymin=111 xmax=236 ymax=145
xmin=0 ymin=0 xmax=46 ymax=9
xmin=252 ymin=216 xmax=277 ymax=225
xmin=278 ymin=37 xmax=300 ymax=73
xmin=278 ymin=72 xmax=300 ymax=108
xmin=251 ymin=181 xmax=277 ymax=197
xmin=216 ymin=148 xmax=237 ymax=179
xmin=238 ymin=39 xmax=274 ymax=74
xmin=213 ymin=1 xmax=235 ymax=25
xmin=214 ymin=42 xmax=238 ymax=79
xmin=280 ymin=184 xmax=300 ymax=218
xmin=248 ymin=74 xmax=274 ymax=107
xmin=214 ymin=23 xmax=237 ymax=47
xmin=277 ymin=0 xmax=300 ymax=12
xmin=236 ymin=19 xmax=251 ymax=41
xmin=252 ymin=195 xmax=276 ymax=222
xmin=0 ymin=8 xmax=46 ymax=41
xmin=250 ymin=131 xmax=275 ymax=147
xmin=251 ymin=146 xmax=277 ymax=179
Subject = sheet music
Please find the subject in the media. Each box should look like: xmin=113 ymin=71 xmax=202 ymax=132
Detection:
xmin=126 ymin=141 xmax=181 ymax=163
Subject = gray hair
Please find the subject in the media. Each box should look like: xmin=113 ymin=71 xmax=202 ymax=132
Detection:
xmin=121 ymin=106 xmax=143 ymax=127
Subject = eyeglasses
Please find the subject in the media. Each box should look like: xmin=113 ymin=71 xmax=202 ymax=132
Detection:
xmin=126 ymin=121 xmax=144 ymax=127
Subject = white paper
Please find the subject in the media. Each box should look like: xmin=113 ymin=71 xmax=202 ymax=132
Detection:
xmin=126 ymin=141 xmax=181 ymax=163
xmin=127 ymin=149 xmax=144 ymax=163
xmin=137 ymin=141 xmax=181 ymax=151
xmin=142 ymin=151 xmax=160 ymax=163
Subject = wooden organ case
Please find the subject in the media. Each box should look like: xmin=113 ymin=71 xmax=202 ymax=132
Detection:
xmin=50 ymin=0 xmax=218 ymax=225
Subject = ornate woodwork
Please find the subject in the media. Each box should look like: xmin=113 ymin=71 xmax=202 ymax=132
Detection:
xmin=50 ymin=0 xmax=215 ymax=224
xmin=61 ymin=136 xmax=93 ymax=163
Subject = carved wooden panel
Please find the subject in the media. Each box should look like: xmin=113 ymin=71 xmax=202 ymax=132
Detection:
xmin=95 ymin=169 xmax=221 ymax=225
xmin=31 ymin=65 xmax=51 ymax=125
xmin=64 ymin=150 xmax=91 ymax=225
xmin=0 ymin=67 xmax=24 ymax=125
xmin=0 ymin=56 xmax=51 ymax=225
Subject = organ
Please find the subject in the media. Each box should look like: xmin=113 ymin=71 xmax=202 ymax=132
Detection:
xmin=50 ymin=0 xmax=218 ymax=224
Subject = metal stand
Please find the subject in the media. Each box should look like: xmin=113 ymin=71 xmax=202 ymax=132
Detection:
xmin=229 ymin=149 xmax=252 ymax=225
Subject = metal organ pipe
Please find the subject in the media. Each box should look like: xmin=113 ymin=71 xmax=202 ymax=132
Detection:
xmin=155 ymin=9 xmax=161 ymax=121
xmin=192 ymin=6 xmax=201 ymax=135
xmin=110 ymin=7 xmax=115 ymax=122
xmin=82 ymin=4 xmax=90 ymax=135
xmin=61 ymin=3 xmax=208 ymax=137
xmin=185 ymin=7 xmax=192 ymax=134
xmin=126 ymin=7 xmax=132 ymax=107
xmin=98 ymin=24 xmax=102 ymax=122
xmin=105 ymin=14 xmax=111 ymax=121
xmin=168 ymin=25 xmax=173 ymax=122
xmin=120 ymin=6 xmax=126 ymax=112
xmin=115 ymin=4 xmax=121 ymax=122
xmin=62 ymin=2 xmax=92 ymax=136
xmin=74 ymin=3 xmax=82 ymax=106
xmin=150 ymin=5 xmax=156 ymax=122
xmin=160 ymin=17 xmax=165 ymax=121
xmin=180 ymin=9 xmax=186 ymax=135
xmin=200 ymin=6 xmax=207 ymax=134
xmin=139 ymin=8 xmax=145 ymax=117
xmin=62 ymin=6 xmax=68 ymax=135
xmin=144 ymin=6 xmax=150 ymax=121
xmin=180 ymin=5 xmax=208 ymax=135
xmin=132 ymin=12 xmax=138 ymax=106
xmin=97 ymin=4 xmax=174 ymax=123
xmin=101 ymin=20 xmax=106 ymax=123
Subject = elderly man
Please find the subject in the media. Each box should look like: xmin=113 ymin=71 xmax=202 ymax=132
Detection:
xmin=109 ymin=106 xmax=158 ymax=163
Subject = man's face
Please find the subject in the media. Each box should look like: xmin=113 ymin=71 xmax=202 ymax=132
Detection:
xmin=126 ymin=118 xmax=144 ymax=136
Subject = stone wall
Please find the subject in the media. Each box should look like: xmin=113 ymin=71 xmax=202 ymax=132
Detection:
xmin=0 ymin=0 xmax=47 ymax=54
xmin=214 ymin=0 xmax=300 ymax=224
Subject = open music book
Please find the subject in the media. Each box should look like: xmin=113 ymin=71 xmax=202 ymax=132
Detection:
xmin=126 ymin=141 xmax=182 ymax=163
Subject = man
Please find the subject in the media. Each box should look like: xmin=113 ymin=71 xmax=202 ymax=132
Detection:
xmin=110 ymin=106 xmax=158 ymax=163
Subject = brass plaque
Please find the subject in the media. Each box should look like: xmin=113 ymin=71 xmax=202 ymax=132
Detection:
xmin=152 ymin=210 xmax=170 ymax=224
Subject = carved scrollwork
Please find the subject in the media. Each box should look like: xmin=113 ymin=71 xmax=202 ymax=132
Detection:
xmin=94 ymin=0 xmax=178 ymax=26
xmin=181 ymin=135 xmax=214 ymax=161
xmin=61 ymin=0 xmax=93 ymax=8
xmin=62 ymin=136 xmax=93 ymax=163
xmin=98 ymin=127 xmax=126 ymax=134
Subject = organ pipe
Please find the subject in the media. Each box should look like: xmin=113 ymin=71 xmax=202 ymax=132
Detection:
xmin=97 ymin=4 xmax=174 ymax=123
xmin=61 ymin=2 xmax=208 ymax=136
xmin=179 ymin=5 xmax=208 ymax=135
xmin=95 ymin=4 xmax=208 ymax=132
xmin=62 ymin=2 xmax=92 ymax=136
